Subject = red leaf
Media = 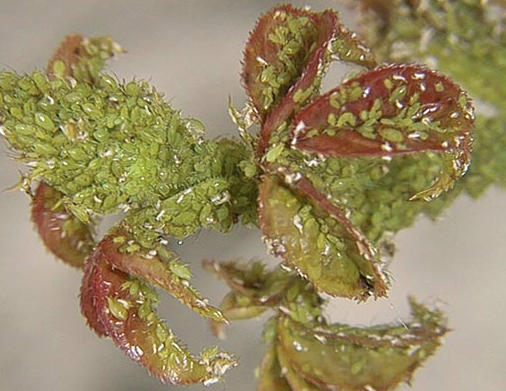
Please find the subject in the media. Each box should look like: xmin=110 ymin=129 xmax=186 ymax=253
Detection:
xmin=243 ymin=5 xmax=338 ymax=125
xmin=95 ymin=227 xmax=225 ymax=322
xmin=83 ymin=238 xmax=236 ymax=384
xmin=86 ymin=252 xmax=176 ymax=381
xmin=79 ymin=251 xmax=108 ymax=337
xmin=31 ymin=182 xmax=95 ymax=268
xmin=292 ymin=64 xmax=473 ymax=161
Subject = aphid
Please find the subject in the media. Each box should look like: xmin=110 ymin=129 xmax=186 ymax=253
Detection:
xmin=0 ymin=5 xmax=472 ymax=389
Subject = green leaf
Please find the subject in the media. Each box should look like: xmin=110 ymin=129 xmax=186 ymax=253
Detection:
xmin=256 ymin=343 xmax=293 ymax=391
xmin=276 ymin=342 xmax=321 ymax=391
xmin=277 ymin=298 xmax=448 ymax=391
xmin=204 ymin=260 xmax=282 ymax=338
xmin=258 ymin=174 xmax=387 ymax=299
xmin=205 ymin=259 xmax=326 ymax=331
xmin=208 ymin=292 xmax=269 ymax=339
xmin=203 ymin=260 xmax=289 ymax=314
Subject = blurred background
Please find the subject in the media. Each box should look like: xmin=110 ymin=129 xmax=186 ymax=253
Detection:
xmin=0 ymin=1 xmax=505 ymax=390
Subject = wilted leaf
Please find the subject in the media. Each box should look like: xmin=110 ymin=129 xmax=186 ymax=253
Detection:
xmin=46 ymin=34 xmax=85 ymax=79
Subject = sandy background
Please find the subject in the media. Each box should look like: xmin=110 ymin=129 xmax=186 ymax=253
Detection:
xmin=0 ymin=1 xmax=505 ymax=390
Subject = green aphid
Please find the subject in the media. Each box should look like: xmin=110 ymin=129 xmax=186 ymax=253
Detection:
xmin=168 ymin=260 xmax=192 ymax=281
xmin=293 ymin=87 xmax=313 ymax=104
xmin=327 ymin=112 xmax=337 ymax=126
xmin=0 ymin=3 xmax=480 ymax=388
xmin=34 ymin=112 xmax=56 ymax=131
xmin=107 ymin=297 xmax=129 ymax=321
xmin=435 ymin=81 xmax=445 ymax=92
xmin=379 ymin=127 xmax=404 ymax=143
xmin=337 ymin=112 xmax=357 ymax=127
xmin=329 ymin=91 xmax=342 ymax=109
xmin=347 ymin=84 xmax=363 ymax=102
xmin=265 ymin=143 xmax=286 ymax=163
xmin=388 ymin=85 xmax=407 ymax=103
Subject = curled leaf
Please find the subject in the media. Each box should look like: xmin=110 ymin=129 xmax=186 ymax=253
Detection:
xmin=259 ymin=174 xmax=387 ymax=300
xmin=204 ymin=260 xmax=289 ymax=337
xmin=96 ymin=226 xmax=226 ymax=322
xmin=209 ymin=292 xmax=269 ymax=339
xmin=291 ymin=64 xmax=473 ymax=200
xmin=203 ymin=259 xmax=289 ymax=300
xmin=205 ymin=260 xmax=326 ymax=337
xmin=31 ymin=181 xmax=95 ymax=268
xmin=243 ymin=5 xmax=337 ymax=121
xmin=258 ymin=10 xmax=339 ymax=153
xmin=277 ymin=299 xmax=448 ymax=391
xmin=82 ymin=250 xmax=236 ymax=385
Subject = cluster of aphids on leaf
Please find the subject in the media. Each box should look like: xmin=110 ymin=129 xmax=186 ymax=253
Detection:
xmin=0 ymin=4 xmax=473 ymax=390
